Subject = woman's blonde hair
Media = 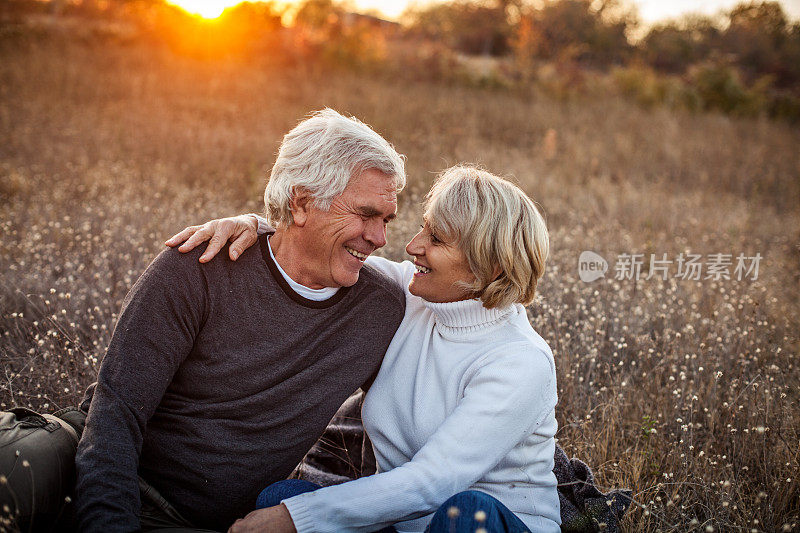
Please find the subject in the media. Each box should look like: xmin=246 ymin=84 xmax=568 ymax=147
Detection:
xmin=424 ymin=165 xmax=549 ymax=309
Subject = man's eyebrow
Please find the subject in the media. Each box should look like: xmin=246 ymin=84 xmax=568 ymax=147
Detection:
xmin=358 ymin=207 xmax=396 ymax=220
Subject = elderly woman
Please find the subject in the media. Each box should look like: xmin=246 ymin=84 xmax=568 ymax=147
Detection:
xmin=169 ymin=166 xmax=560 ymax=533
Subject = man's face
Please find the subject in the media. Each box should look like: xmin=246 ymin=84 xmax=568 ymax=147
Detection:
xmin=300 ymin=168 xmax=398 ymax=288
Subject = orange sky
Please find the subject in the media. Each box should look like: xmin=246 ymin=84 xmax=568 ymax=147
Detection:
xmin=170 ymin=0 xmax=800 ymax=22
xmin=633 ymin=0 xmax=800 ymax=24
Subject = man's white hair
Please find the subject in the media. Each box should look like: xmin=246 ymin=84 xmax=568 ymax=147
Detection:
xmin=265 ymin=108 xmax=406 ymax=227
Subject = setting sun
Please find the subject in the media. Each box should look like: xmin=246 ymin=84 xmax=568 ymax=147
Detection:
xmin=166 ymin=0 xmax=410 ymax=20
xmin=154 ymin=0 xmax=800 ymax=22
xmin=166 ymin=0 xmax=242 ymax=18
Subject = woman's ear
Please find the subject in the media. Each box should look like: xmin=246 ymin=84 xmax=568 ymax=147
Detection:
xmin=491 ymin=265 xmax=503 ymax=282
xmin=289 ymin=188 xmax=312 ymax=227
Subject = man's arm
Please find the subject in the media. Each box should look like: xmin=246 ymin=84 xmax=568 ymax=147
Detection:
xmin=74 ymin=248 xmax=207 ymax=532
xmin=229 ymin=504 xmax=296 ymax=533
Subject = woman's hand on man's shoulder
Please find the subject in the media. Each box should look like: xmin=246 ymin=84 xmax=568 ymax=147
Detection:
xmin=165 ymin=214 xmax=260 ymax=263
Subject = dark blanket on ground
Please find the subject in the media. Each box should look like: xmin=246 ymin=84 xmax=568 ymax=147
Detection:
xmin=292 ymin=392 xmax=632 ymax=533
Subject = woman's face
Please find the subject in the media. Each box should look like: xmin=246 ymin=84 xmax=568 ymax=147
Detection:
xmin=405 ymin=218 xmax=476 ymax=303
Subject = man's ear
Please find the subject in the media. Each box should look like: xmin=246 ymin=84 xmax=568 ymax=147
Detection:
xmin=289 ymin=188 xmax=312 ymax=227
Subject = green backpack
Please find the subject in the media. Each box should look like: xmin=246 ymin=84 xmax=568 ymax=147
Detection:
xmin=0 ymin=407 xmax=86 ymax=532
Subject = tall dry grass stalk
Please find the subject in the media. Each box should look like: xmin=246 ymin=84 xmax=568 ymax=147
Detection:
xmin=1 ymin=30 xmax=798 ymax=531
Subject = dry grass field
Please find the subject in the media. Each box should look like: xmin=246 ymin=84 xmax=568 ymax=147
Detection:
xmin=1 ymin=27 xmax=799 ymax=531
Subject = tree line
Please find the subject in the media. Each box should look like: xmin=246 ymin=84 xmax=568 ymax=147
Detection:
xmin=405 ymin=0 xmax=800 ymax=90
xmin=4 ymin=0 xmax=799 ymax=119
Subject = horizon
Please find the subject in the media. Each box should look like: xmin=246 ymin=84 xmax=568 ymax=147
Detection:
xmin=363 ymin=0 xmax=800 ymax=23
xmin=167 ymin=0 xmax=800 ymax=25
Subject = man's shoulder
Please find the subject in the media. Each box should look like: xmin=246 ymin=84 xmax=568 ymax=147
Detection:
xmin=153 ymin=235 xmax=265 ymax=274
xmin=137 ymin=245 xmax=206 ymax=289
xmin=135 ymin=238 xmax=266 ymax=302
xmin=354 ymin=263 xmax=406 ymax=315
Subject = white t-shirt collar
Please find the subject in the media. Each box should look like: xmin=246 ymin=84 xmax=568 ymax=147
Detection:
xmin=267 ymin=236 xmax=339 ymax=302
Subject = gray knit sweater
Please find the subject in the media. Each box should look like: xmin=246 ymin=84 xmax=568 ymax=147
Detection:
xmin=74 ymin=234 xmax=405 ymax=532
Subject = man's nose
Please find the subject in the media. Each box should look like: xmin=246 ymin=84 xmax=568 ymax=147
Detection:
xmin=364 ymin=219 xmax=387 ymax=249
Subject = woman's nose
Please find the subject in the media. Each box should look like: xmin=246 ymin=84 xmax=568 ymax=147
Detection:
xmin=405 ymin=231 xmax=424 ymax=257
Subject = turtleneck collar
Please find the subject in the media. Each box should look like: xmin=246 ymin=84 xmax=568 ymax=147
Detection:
xmin=423 ymin=297 xmax=515 ymax=335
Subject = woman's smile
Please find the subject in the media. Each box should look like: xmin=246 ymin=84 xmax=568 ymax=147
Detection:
xmin=406 ymin=221 xmax=475 ymax=303
xmin=413 ymin=261 xmax=431 ymax=275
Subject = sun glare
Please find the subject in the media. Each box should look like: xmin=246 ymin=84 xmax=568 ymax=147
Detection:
xmin=167 ymin=0 xmax=242 ymax=18
xmin=167 ymin=0 xmax=409 ymax=20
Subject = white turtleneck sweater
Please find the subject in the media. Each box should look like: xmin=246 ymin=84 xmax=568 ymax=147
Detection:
xmin=281 ymin=256 xmax=561 ymax=533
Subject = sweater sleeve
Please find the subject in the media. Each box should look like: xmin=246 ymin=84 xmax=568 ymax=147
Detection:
xmin=253 ymin=214 xmax=273 ymax=236
xmin=363 ymin=256 xmax=414 ymax=289
xmin=74 ymin=248 xmax=207 ymax=532
xmin=282 ymin=343 xmax=557 ymax=533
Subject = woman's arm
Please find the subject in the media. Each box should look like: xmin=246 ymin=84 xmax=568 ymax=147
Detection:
xmin=363 ymin=255 xmax=414 ymax=289
xmin=164 ymin=214 xmax=260 ymax=262
xmin=273 ymin=345 xmax=557 ymax=533
xmin=165 ymin=215 xmax=415 ymax=289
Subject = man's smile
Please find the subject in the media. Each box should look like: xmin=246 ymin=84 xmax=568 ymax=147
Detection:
xmin=345 ymin=246 xmax=369 ymax=261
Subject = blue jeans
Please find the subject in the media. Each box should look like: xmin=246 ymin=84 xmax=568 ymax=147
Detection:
xmin=256 ymin=480 xmax=395 ymax=532
xmin=255 ymin=479 xmax=321 ymax=509
xmin=424 ymin=490 xmax=530 ymax=532
xmin=257 ymin=480 xmax=529 ymax=532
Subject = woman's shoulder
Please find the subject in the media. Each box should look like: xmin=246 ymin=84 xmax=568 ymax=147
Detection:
xmin=502 ymin=305 xmax=554 ymax=351
xmin=476 ymin=307 xmax=556 ymax=378
xmin=462 ymin=314 xmax=558 ymax=420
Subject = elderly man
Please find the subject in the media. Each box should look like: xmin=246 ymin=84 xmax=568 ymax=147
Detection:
xmin=74 ymin=109 xmax=407 ymax=532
